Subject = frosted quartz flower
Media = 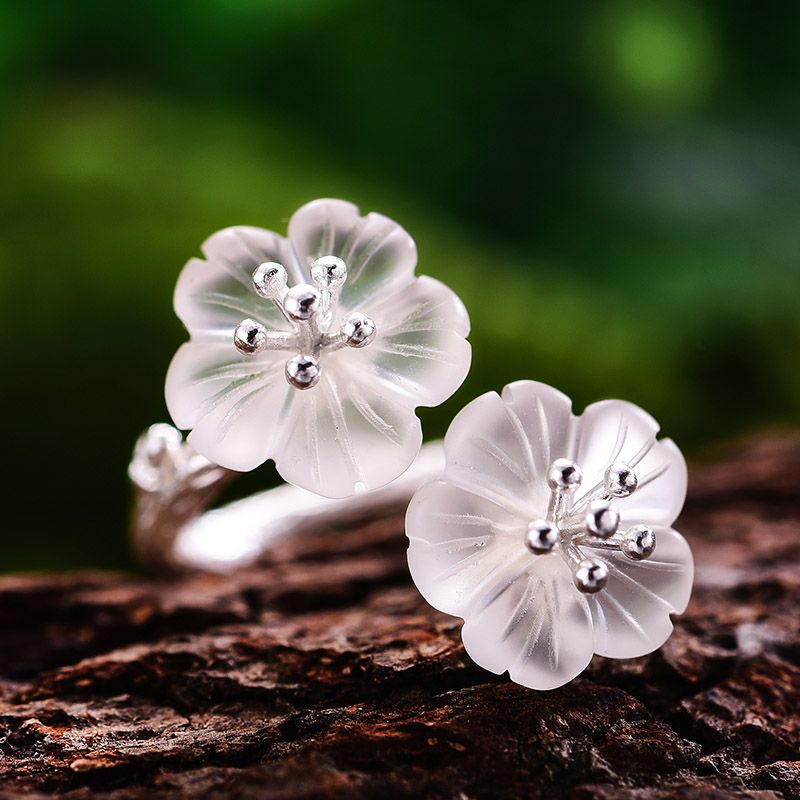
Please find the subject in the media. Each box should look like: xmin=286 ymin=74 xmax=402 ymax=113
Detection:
xmin=406 ymin=380 xmax=693 ymax=690
xmin=165 ymin=199 xmax=471 ymax=498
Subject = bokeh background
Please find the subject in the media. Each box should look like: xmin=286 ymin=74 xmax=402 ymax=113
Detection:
xmin=2 ymin=0 xmax=799 ymax=571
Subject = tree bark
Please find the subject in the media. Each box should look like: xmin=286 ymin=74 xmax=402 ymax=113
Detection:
xmin=1 ymin=436 xmax=799 ymax=798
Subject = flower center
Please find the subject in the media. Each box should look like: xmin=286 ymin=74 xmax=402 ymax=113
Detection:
xmin=233 ymin=256 xmax=377 ymax=389
xmin=523 ymin=458 xmax=656 ymax=593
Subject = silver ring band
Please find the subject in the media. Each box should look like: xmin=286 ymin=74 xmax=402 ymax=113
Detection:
xmin=128 ymin=423 xmax=444 ymax=573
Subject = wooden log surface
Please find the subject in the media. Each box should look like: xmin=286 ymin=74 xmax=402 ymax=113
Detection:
xmin=0 ymin=435 xmax=799 ymax=798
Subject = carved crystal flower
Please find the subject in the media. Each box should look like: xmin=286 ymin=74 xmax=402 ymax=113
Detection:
xmin=406 ymin=380 xmax=694 ymax=690
xmin=165 ymin=199 xmax=471 ymax=498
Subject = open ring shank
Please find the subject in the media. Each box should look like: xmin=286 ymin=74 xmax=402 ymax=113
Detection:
xmin=129 ymin=426 xmax=444 ymax=573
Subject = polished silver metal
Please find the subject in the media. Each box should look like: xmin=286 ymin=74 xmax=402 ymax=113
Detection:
xmin=230 ymin=258 xmax=379 ymax=389
xmin=547 ymin=458 xmax=583 ymax=492
xmin=622 ymin=524 xmax=657 ymax=560
xmin=573 ymin=557 xmax=609 ymax=593
xmin=526 ymin=458 xmax=657 ymax=593
xmin=311 ymin=255 xmax=347 ymax=288
xmin=584 ymin=499 xmax=620 ymax=539
xmin=284 ymin=284 xmax=321 ymax=321
xmin=285 ymin=353 xmax=321 ymax=390
xmin=341 ymin=311 xmax=376 ymax=348
xmin=233 ymin=318 xmax=267 ymax=355
xmin=252 ymin=261 xmax=288 ymax=298
xmin=525 ymin=519 xmax=560 ymax=554
xmin=604 ymin=461 xmax=638 ymax=497
xmin=129 ymin=423 xmax=446 ymax=573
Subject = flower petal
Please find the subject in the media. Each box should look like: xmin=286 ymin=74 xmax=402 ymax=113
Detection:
xmin=460 ymin=554 xmax=594 ymax=691
xmin=288 ymin=198 xmax=417 ymax=309
xmin=165 ymin=341 xmax=291 ymax=471
xmin=174 ymin=257 xmax=285 ymax=338
xmin=349 ymin=275 xmax=471 ymax=407
xmin=175 ymin=226 xmax=300 ymax=339
xmin=572 ymin=400 xmax=687 ymax=528
xmin=202 ymin=225 xmax=304 ymax=286
xmin=272 ymin=365 xmax=423 ymax=498
xmin=619 ymin=439 xmax=687 ymax=527
xmin=406 ymin=480 xmax=527 ymax=618
xmin=583 ymin=527 xmax=694 ymax=659
xmin=440 ymin=381 xmax=574 ymax=517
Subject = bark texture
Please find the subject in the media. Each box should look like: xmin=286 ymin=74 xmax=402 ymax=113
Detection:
xmin=0 ymin=436 xmax=799 ymax=799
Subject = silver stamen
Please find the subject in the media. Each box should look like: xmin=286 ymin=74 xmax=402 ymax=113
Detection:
xmin=525 ymin=519 xmax=559 ymax=554
xmin=283 ymin=284 xmax=321 ymax=321
xmin=573 ymin=558 xmax=609 ymax=593
xmin=285 ymin=354 xmax=321 ymax=389
xmin=253 ymin=262 xmax=288 ymax=298
xmin=547 ymin=458 xmax=583 ymax=492
xmin=584 ymin=499 xmax=620 ymax=539
xmin=236 ymin=256 xmax=377 ymax=392
xmin=234 ymin=319 xmax=267 ymax=355
xmin=604 ymin=462 xmax=638 ymax=497
xmin=621 ymin=524 xmax=656 ymax=560
xmin=311 ymin=255 xmax=347 ymax=289
xmin=342 ymin=312 xmax=376 ymax=348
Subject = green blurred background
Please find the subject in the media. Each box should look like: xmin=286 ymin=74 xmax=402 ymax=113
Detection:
xmin=2 ymin=0 xmax=799 ymax=571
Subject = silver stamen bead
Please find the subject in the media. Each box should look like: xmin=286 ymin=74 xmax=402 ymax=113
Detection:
xmin=584 ymin=499 xmax=620 ymax=539
xmin=285 ymin=354 xmax=321 ymax=389
xmin=284 ymin=284 xmax=321 ymax=320
xmin=525 ymin=520 xmax=559 ymax=554
xmin=574 ymin=558 xmax=609 ymax=593
xmin=547 ymin=458 xmax=583 ymax=492
xmin=311 ymin=255 xmax=347 ymax=288
xmin=604 ymin=462 xmax=638 ymax=497
xmin=621 ymin=524 xmax=656 ymax=560
xmin=342 ymin=312 xmax=376 ymax=348
xmin=234 ymin=318 xmax=267 ymax=355
xmin=252 ymin=262 xmax=287 ymax=298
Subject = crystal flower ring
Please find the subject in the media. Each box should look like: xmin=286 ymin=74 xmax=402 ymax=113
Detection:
xmin=405 ymin=380 xmax=694 ymax=690
xmin=165 ymin=199 xmax=471 ymax=498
